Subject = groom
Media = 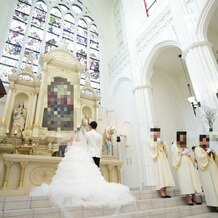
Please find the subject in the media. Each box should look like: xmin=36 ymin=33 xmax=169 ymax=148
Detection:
xmin=86 ymin=121 xmax=102 ymax=167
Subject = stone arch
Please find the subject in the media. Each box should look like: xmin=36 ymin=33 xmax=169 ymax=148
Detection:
xmin=140 ymin=40 xmax=181 ymax=85
xmin=196 ymin=0 xmax=218 ymax=40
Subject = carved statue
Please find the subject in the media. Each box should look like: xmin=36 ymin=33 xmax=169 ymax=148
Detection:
xmin=102 ymin=125 xmax=116 ymax=155
xmin=11 ymin=102 xmax=27 ymax=137
xmin=81 ymin=114 xmax=92 ymax=132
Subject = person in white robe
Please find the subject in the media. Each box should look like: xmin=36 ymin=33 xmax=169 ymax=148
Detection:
xmin=149 ymin=128 xmax=175 ymax=198
xmin=195 ymin=135 xmax=218 ymax=209
xmin=171 ymin=131 xmax=202 ymax=205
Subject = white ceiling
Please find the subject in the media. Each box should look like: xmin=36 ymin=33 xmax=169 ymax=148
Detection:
xmin=153 ymin=47 xmax=184 ymax=75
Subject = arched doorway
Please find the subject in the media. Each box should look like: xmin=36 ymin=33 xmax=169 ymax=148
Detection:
xmin=149 ymin=46 xmax=203 ymax=145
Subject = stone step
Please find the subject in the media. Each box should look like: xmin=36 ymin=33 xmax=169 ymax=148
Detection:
xmin=0 ymin=204 xmax=212 ymax=218
xmin=0 ymin=194 xmax=212 ymax=218
xmin=131 ymin=188 xmax=203 ymax=201
xmin=95 ymin=204 xmax=212 ymax=218
xmin=184 ymin=212 xmax=218 ymax=218
xmin=0 ymin=195 xmax=204 ymax=211
xmin=0 ymin=192 xmax=213 ymax=218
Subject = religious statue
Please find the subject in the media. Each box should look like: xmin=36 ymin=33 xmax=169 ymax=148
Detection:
xmin=81 ymin=114 xmax=92 ymax=132
xmin=102 ymin=125 xmax=116 ymax=155
xmin=11 ymin=102 xmax=27 ymax=137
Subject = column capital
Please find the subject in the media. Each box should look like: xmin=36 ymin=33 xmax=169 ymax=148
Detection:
xmin=4 ymin=161 xmax=13 ymax=168
xmin=132 ymin=84 xmax=152 ymax=94
xmin=20 ymin=161 xmax=28 ymax=169
xmin=182 ymin=40 xmax=212 ymax=57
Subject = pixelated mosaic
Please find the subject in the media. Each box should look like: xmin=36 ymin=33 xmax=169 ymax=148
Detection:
xmin=42 ymin=77 xmax=74 ymax=131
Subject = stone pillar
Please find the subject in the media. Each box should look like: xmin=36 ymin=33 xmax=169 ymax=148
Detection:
xmin=29 ymin=88 xmax=39 ymax=127
xmin=0 ymin=0 xmax=17 ymax=55
xmin=183 ymin=41 xmax=218 ymax=108
xmin=0 ymin=82 xmax=15 ymax=136
xmin=133 ymin=84 xmax=156 ymax=186
xmin=32 ymin=63 xmax=47 ymax=137
xmin=1 ymin=161 xmax=13 ymax=190
xmin=17 ymin=161 xmax=28 ymax=189
xmin=168 ymin=0 xmax=218 ymax=108
xmin=108 ymin=165 xmax=114 ymax=183
xmin=117 ymin=165 xmax=121 ymax=183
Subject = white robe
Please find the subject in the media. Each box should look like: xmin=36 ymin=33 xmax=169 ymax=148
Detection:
xmin=171 ymin=143 xmax=202 ymax=195
xmin=150 ymin=141 xmax=175 ymax=190
xmin=195 ymin=146 xmax=218 ymax=207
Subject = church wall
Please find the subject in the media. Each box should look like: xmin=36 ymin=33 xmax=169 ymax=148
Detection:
xmin=82 ymin=0 xmax=119 ymax=107
xmin=108 ymin=0 xmax=218 ymax=188
xmin=151 ymin=72 xmax=186 ymax=144
xmin=0 ymin=0 xmax=217 ymax=189
xmin=113 ymin=78 xmax=141 ymax=188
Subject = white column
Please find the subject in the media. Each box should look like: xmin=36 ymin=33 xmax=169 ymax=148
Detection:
xmin=133 ymin=85 xmax=157 ymax=186
xmin=32 ymin=63 xmax=47 ymax=136
xmin=169 ymin=0 xmax=218 ymax=108
xmin=1 ymin=82 xmax=14 ymax=124
xmin=29 ymin=88 xmax=39 ymax=128
xmin=183 ymin=42 xmax=218 ymax=108
xmin=0 ymin=82 xmax=15 ymax=136
xmin=0 ymin=0 xmax=17 ymax=56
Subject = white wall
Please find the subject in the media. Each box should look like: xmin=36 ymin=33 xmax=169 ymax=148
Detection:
xmin=113 ymin=79 xmax=141 ymax=188
xmin=151 ymin=71 xmax=186 ymax=144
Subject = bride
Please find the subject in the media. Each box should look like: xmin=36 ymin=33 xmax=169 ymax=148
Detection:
xmin=30 ymin=128 xmax=135 ymax=208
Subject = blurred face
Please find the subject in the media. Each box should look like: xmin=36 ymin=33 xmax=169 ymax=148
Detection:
xmin=200 ymin=138 xmax=209 ymax=148
xmin=152 ymin=131 xmax=160 ymax=141
xmin=178 ymin=134 xmax=186 ymax=148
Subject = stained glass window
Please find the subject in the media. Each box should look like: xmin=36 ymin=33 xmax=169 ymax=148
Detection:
xmin=0 ymin=0 xmax=100 ymax=93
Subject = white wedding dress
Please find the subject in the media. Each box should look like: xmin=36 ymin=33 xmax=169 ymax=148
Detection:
xmin=30 ymin=131 xmax=135 ymax=208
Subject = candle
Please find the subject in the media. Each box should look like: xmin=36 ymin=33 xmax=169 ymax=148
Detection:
xmin=14 ymin=130 xmax=18 ymax=135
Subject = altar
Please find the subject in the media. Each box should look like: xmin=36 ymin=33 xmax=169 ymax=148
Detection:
xmin=0 ymin=45 xmax=123 ymax=196
xmin=0 ymin=154 xmax=122 ymax=197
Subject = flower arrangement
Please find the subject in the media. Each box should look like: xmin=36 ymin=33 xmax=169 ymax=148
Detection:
xmin=202 ymin=107 xmax=216 ymax=131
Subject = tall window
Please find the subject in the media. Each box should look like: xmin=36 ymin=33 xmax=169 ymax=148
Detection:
xmin=0 ymin=0 xmax=100 ymax=91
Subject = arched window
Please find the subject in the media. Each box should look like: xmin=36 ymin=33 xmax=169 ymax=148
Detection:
xmin=0 ymin=0 xmax=100 ymax=92
xmin=45 ymin=7 xmax=61 ymax=52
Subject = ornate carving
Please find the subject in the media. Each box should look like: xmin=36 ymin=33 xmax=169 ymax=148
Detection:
xmin=30 ymin=166 xmax=56 ymax=185
xmin=136 ymin=8 xmax=173 ymax=70
xmin=81 ymin=69 xmax=100 ymax=99
xmin=18 ymin=161 xmax=28 ymax=189
xmin=55 ymin=54 xmax=72 ymax=64
xmin=2 ymin=161 xmax=13 ymax=189
xmin=109 ymin=43 xmax=131 ymax=78
xmin=20 ymin=161 xmax=28 ymax=169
